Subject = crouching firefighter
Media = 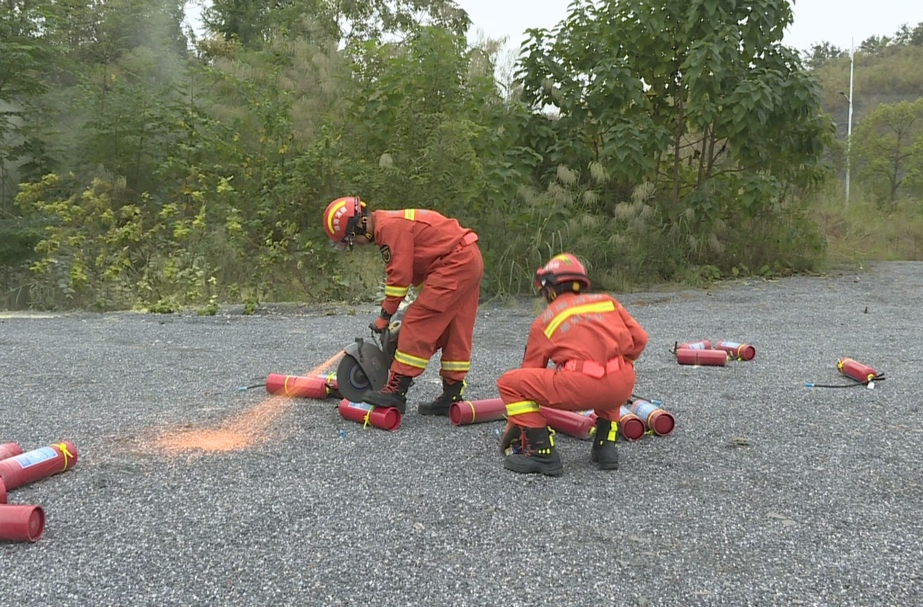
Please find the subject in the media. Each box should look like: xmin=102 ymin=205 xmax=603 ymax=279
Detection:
xmin=322 ymin=196 xmax=484 ymax=415
xmin=496 ymin=253 xmax=649 ymax=476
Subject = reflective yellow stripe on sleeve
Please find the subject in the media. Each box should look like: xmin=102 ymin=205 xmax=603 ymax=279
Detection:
xmin=505 ymin=400 xmax=540 ymax=416
xmin=544 ymin=301 xmax=616 ymax=339
xmin=384 ymin=285 xmax=410 ymax=297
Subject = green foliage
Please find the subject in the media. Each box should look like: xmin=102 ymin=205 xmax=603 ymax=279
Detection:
xmin=203 ymin=0 xmax=469 ymax=49
xmin=513 ymin=0 xmax=831 ymax=283
xmin=7 ymin=0 xmax=915 ymax=311
xmin=803 ymin=42 xmax=848 ymax=70
xmin=813 ymin=184 xmax=923 ymax=266
xmin=850 ymin=99 xmax=923 ymax=205
xmin=812 ymin=44 xmax=923 ymax=118
xmin=198 ymin=294 xmax=220 ymax=316
xmin=0 ymin=217 xmax=43 ymax=266
xmin=147 ymin=299 xmax=177 ymax=314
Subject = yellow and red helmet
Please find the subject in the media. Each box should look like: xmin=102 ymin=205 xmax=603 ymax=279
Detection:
xmin=323 ymin=196 xmax=367 ymax=251
xmin=534 ymin=253 xmax=591 ymax=295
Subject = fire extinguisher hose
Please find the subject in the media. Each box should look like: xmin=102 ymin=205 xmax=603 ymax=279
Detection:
xmin=805 ymin=376 xmax=886 ymax=388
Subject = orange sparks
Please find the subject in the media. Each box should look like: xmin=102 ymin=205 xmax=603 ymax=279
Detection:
xmin=152 ymin=350 xmax=344 ymax=455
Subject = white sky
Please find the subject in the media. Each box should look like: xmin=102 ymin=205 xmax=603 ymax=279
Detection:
xmin=184 ymin=1 xmax=922 ymax=54
xmin=457 ymin=0 xmax=923 ymax=53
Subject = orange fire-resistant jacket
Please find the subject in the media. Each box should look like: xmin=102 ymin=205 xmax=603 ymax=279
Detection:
xmin=497 ymin=291 xmax=648 ymax=427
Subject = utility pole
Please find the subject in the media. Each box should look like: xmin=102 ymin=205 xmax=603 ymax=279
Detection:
xmin=845 ymin=40 xmax=854 ymax=208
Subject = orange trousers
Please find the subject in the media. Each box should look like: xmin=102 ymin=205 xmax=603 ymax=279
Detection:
xmin=496 ymin=364 xmax=636 ymax=428
xmin=391 ymin=243 xmax=483 ymax=382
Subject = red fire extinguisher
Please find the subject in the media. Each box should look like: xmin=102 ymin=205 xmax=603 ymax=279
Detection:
xmin=618 ymin=406 xmax=646 ymax=442
xmin=629 ymin=400 xmax=676 ymax=436
xmin=837 ymin=358 xmax=881 ymax=384
xmin=0 ymin=478 xmax=6 ymax=504
xmin=677 ymin=340 xmax=711 ymax=350
xmin=540 ymin=407 xmax=596 ymax=440
xmin=714 ymin=341 xmax=756 ymax=361
xmin=449 ymin=398 xmax=506 ymax=426
xmin=265 ymin=373 xmax=331 ymax=399
xmin=0 ymin=504 xmax=45 ymax=543
xmin=0 ymin=443 xmax=23 ymax=461
xmin=0 ymin=441 xmax=78 ymax=493
xmin=337 ymin=399 xmax=402 ymax=431
xmin=675 ymin=348 xmax=728 ymax=366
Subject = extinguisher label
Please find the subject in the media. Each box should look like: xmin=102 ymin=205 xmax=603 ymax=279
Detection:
xmin=12 ymin=447 xmax=58 ymax=469
xmin=347 ymin=402 xmax=373 ymax=412
xmin=719 ymin=342 xmax=741 ymax=349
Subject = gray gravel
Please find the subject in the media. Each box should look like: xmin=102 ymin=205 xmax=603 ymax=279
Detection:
xmin=1 ymin=261 xmax=921 ymax=607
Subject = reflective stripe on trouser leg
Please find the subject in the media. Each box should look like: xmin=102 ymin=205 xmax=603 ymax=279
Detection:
xmin=393 ymin=349 xmax=429 ymax=371
xmin=505 ymin=401 xmax=546 ymax=429
xmin=440 ymin=360 xmax=470 ymax=373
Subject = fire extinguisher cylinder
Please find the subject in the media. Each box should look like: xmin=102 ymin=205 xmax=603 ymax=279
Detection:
xmin=0 ymin=441 xmax=78 ymax=493
xmin=540 ymin=407 xmax=596 ymax=440
xmin=629 ymin=400 xmax=676 ymax=436
xmin=265 ymin=373 xmax=330 ymax=399
xmin=0 ymin=443 xmax=23 ymax=461
xmin=337 ymin=399 xmax=402 ymax=431
xmin=618 ymin=406 xmax=646 ymax=442
xmin=449 ymin=398 xmax=506 ymax=426
xmin=0 ymin=504 xmax=45 ymax=543
xmin=714 ymin=341 xmax=756 ymax=361
xmin=837 ymin=358 xmax=879 ymax=383
xmin=677 ymin=340 xmax=711 ymax=350
xmin=675 ymin=348 xmax=728 ymax=366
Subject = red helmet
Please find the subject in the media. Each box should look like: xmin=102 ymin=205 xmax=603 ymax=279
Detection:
xmin=534 ymin=253 xmax=591 ymax=294
xmin=323 ymin=196 xmax=367 ymax=251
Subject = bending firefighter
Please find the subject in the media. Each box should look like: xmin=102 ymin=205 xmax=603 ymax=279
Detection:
xmin=497 ymin=253 xmax=648 ymax=476
xmin=322 ymin=196 xmax=484 ymax=415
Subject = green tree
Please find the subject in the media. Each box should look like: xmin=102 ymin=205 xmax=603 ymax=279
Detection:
xmin=203 ymin=0 xmax=469 ymax=48
xmin=0 ymin=0 xmax=55 ymax=208
xmin=332 ymin=26 xmax=499 ymax=222
xmin=803 ymin=42 xmax=846 ymax=70
xmin=850 ymin=99 xmax=923 ymax=205
xmin=516 ymin=0 xmax=832 ymax=274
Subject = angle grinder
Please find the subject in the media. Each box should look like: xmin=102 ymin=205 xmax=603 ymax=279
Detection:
xmin=335 ymin=319 xmax=402 ymax=402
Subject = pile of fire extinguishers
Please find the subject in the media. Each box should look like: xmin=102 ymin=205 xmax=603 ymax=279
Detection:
xmin=670 ymin=337 xmax=884 ymax=389
xmin=0 ymin=440 xmax=79 ymax=543
xmin=248 ymin=326 xmax=883 ymax=438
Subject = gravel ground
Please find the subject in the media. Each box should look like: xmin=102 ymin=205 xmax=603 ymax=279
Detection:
xmin=1 ymin=261 xmax=921 ymax=607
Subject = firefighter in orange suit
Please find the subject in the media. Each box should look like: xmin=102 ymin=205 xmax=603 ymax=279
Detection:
xmin=497 ymin=253 xmax=648 ymax=476
xmin=322 ymin=197 xmax=483 ymax=415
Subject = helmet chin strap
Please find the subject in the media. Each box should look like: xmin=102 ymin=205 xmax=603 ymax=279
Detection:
xmin=358 ymin=215 xmax=373 ymax=242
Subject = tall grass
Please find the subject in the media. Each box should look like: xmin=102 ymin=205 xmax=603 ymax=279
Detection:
xmin=812 ymin=184 xmax=923 ymax=269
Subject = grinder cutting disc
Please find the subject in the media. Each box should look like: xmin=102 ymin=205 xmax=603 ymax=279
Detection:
xmin=336 ymin=339 xmax=390 ymax=402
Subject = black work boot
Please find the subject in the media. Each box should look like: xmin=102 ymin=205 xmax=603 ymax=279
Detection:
xmin=504 ymin=426 xmax=564 ymax=477
xmin=418 ymin=379 xmax=466 ymax=416
xmin=591 ymin=417 xmax=619 ymax=470
xmin=362 ymin=373 xmax=414 ymax=414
